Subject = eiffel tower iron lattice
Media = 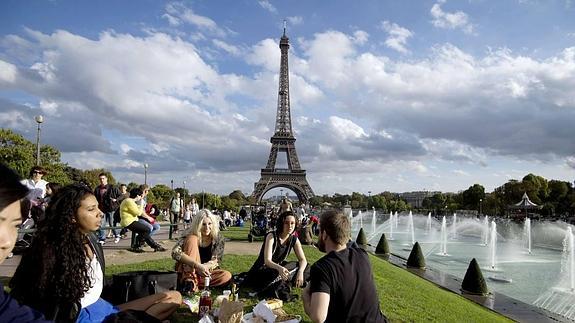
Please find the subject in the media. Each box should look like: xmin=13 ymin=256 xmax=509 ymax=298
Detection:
xmin=252 ymin=27 xmax=314 ymax=204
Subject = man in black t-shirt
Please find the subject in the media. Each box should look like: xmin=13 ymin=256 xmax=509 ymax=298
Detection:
xmin=303 ymin=210 xmax=387 ymax=323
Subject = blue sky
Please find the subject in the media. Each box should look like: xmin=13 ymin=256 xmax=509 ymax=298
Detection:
xmin=1 ymin=0 xmax=575 ymax=197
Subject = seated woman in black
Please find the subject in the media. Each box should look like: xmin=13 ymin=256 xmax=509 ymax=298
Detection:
xmin=245 ymin=211 xmax=309 ymax=299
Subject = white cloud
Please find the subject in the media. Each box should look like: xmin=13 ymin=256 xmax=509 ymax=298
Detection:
xmin=430 ymin=2 xmax=474 ymax=34
xmin=258 ymin=0 xmax=277 ymax=13
xmin=352 ymin=30 xmax=369 ymax=45
xmin=328 ymin=116 xmax=367 ymax=140
xmin=453 ymin=169 xmax=470 ymax=176
xmin=287 ymin=16 xmax=303 ymax=25
xmin=212 ymin=39 xmax=240 ymax=56
xmin=381 ymin=21 xmax=413 ymax=54
xmin=567 ymin=156 xmax=575 ymax=169
xmin=164 ymin=3 xmax=227 ymax=37
xmin=0 ymin=60 xmax=17 ymax=83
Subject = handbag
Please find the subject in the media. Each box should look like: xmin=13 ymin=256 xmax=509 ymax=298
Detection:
xmin=108 ymin=270 xmax=178 ymax=305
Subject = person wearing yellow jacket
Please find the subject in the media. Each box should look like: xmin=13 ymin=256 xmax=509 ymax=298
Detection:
xmin=120 ymin=187 xmax=166 ymax=252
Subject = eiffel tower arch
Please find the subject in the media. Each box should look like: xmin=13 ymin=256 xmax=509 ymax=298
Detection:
xmin=252 ymin=26 xmax=314 ymax=204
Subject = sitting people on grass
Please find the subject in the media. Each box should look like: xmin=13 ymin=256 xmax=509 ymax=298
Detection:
xmin=172 ymin=209 xmax=232 ymax=294
xmin=0 ymin=163 xmax=50 ymax=322
xmin=9 ymin=184 xmax=182 ymax=322
xmin=302 ymin=210 xmax=387 ymax=323
xmin=119 ymin=187 xmax=166 ymax=252
xmin=244 ymin=210 xmax=309 ymax=301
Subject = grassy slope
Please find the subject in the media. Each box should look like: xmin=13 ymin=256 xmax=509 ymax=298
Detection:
xmin=106 ymin=227 xmax=512 ymax=323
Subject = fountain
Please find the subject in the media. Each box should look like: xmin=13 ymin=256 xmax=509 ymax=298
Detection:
xmin=394 ymin=211 xmax=398 ymax=228
xmin=439 ymin=216 xmax=448 ymax=256
xmin=566 ymin=227 xmax=574 ymax=292
xmin=489 ymin=221 xmax=497 ymax=270
xmin=482 ymin=215 xmax=489 ymax=246
xmin=451 ymin=213 xmax=457 ymax=239
xmin=524 ymin=218 xmax=532 ymax=254
xmin=358 ymin=210 xmax=363 ymax=229
xmin=408 ymin=211 xmax=415 ymax=245
xmin=389 ymin=212 xmax=394 ymax=240
xmin=426 ymin=212 xmax=432 ymax=234
xmin=351 ymin=210 xmax=574 ymax=319
xmin=372 ymin=207 xmax=376 ymax=234
xmin=533 ymin=226 xmax=575 ymax=320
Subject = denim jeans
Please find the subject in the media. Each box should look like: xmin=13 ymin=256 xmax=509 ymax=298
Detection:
xmin=138 ymin=218 xmax=160 ymax=236
xmin=99 ymin=211 xmax=118 ymax=240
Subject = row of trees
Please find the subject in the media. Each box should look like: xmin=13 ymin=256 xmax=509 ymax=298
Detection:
xmin=2 ymin=128 xmax=574 ymax=217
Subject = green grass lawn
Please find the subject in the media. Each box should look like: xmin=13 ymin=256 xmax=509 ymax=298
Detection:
xmin=107 ymin=231 xmax=512 ymax=323
xmin=220 ymin=224 xmax=265 ymax=241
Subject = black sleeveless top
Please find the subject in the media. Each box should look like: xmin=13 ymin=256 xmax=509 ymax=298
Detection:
xmin=249 ymin=231 xmax=297 ymax=271
xmin=199 ymin=243 xmax=212 ymax=264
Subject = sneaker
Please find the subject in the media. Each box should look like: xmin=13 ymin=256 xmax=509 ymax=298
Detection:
xmin=130 ymin=247 xmax=145 ymax=253
xmin=98 ymin=240 xmax=105 ymax=246
xmin=114 ymin=237 xmax=120 ymax=244
xmin=7 ymin=252 xmax=13 ymax=259
xmin=154 ymin=246 xmax=167 ymax=252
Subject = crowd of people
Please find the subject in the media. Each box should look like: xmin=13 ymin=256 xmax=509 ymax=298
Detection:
xmin=1 ymin=162 xmax=387 ymax=322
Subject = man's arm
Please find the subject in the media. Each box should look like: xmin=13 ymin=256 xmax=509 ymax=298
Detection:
xmin=303 ymin=285 xmax=330 ymax=323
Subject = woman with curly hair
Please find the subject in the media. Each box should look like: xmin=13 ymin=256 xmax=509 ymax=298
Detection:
xmin=172 ymin=209 xmax=232 ymax=293
xmin=244 ymin=210 xmax=310 ymax=300
xmin=9 ymin=184 xmax=181 ymax=322
xmin=0 ymin=163 xmax=50 ymax=322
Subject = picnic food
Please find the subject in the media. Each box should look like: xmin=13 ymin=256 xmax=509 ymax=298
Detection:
xmin=218 ymin=299 xmax=244 ymax=323
xmin=266 ymin=298 xmax=283 ymax=310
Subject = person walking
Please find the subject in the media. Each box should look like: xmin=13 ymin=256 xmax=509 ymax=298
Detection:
xmin=93 ymin=173 xmax=122 ymax=244
xmin=302 ymin=210 xmax=387 ymax=323
xmin=170 ymin=192 xmax=182 ymax=234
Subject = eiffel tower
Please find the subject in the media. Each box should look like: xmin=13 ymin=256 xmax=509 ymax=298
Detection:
xmin=252 ymin=26 xmax=314 ymax=204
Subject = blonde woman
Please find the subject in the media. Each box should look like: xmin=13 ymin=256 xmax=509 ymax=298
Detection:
xmin=172 ymin=209 xmax=232 ymax=293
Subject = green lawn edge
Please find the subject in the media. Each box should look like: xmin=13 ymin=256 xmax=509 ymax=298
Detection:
xmin=106 ymin=227 xmax=512 ymax=323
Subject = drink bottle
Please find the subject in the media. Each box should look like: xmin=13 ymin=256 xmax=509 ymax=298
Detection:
xmin=199 ymin=276 xmax=212 ymax=317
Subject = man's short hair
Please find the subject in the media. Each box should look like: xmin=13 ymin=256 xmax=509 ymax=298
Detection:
xmin=319 ymin=210 xmax=351 ymax=245
xmin=98 ymin=172 xmax=107 ymax=178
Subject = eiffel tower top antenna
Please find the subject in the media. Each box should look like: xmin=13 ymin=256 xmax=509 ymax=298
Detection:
xmin=283 ymin=19 xmax=287 ymax=36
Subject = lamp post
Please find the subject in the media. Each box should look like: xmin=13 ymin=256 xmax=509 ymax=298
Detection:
xmin=35 ymin=115 xmax=44 ymax=166
xmin=143 ymin=163 xmax=149 ymax=185
xmin=183 ymin=180 xmax=186 ymax=210
xmin=280 ymin=189 xmax=283 ymax=201
xmin=479 ymin=198 xmax=483 ymax=217
xmin=368 ymin=191 xmax=371 ymax=209
xmin=170 ymin=179 xmax=174 ymax=190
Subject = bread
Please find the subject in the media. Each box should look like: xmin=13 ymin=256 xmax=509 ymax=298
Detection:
xmin=266 ymin=298 xmax=283 ymax=310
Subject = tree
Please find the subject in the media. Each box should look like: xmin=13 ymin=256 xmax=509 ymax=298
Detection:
xmin=522 ymin=173 xmax=549 ymax=204
xmin=228 ymin=190 xmax=247 ymax=201
xmin=0 ymin=128 xmax=72 ymax=184
xmin=150 ymin=184 xmax=174 ymax=210
xmin=461 ymin=184 xmax=485 ymax=210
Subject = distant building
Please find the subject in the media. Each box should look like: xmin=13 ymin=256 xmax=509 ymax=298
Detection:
xmin=399 ymin=191 xmax=440 ymax=208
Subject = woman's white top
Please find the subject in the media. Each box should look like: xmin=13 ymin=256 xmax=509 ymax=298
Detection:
xmin=80 ymin=255 xmax=104 ymax=308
